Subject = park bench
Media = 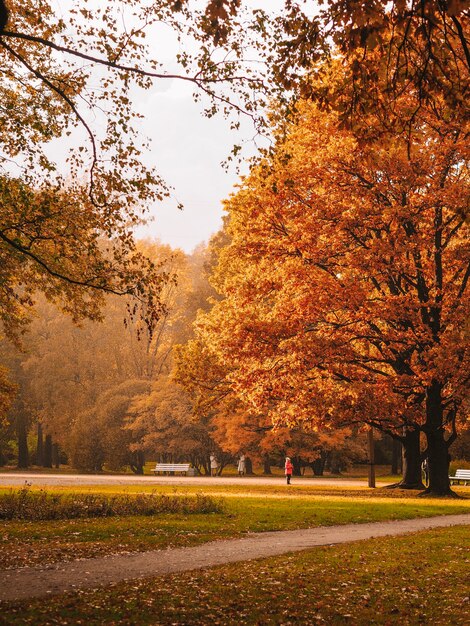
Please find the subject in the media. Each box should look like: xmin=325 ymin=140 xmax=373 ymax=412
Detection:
xmin=152 ymin=463 xmax=191 ymax=475
xmin=449 ymin=469 xmax=470 ymax=485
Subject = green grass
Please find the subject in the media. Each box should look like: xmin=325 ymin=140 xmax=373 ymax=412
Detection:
xmin=0 ymin=483 xmax=468 ymax=570
xmin=2 ymin=526 xmax=469 ymax=625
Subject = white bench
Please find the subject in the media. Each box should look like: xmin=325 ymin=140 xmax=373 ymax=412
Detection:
xmin=152 ymin=463 xmax=191 ymax=475
xmin=449 ymin=469 xmax=470 ymax=485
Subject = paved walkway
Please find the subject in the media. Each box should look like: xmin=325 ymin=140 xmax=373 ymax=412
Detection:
xmin=1 ymin=514 xmax=468 ymax=602
xmin=0 ymin=471 xmax=378 ymax=488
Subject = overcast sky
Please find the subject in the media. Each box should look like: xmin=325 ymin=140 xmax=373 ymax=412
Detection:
xmin=131 ymin=1 xmax=287 ymax=253
xmin=134 ymin=78 xmax=262 ymax=252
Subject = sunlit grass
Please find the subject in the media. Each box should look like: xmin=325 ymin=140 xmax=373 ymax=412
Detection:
xmin=3 ymin=526 xmax=469 ymax=625
xmin=0 ymin=487 xmax=222 ymax=520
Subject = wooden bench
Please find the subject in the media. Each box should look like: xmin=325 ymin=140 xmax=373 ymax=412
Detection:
xmin=152 ymin=463 xmax=191 ymax=475
xmin=449 ymin=469 xmax=470 ymax=485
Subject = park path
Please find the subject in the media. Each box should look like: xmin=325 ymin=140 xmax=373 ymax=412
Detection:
xmin=1 ymin=514 xmax=469 ymax=602
xmin=0 ymin=471 xmax=377 ymax=488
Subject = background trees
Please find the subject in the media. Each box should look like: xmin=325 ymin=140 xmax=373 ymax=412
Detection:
xmin=0 ymin=238 xmax=248 ymax=473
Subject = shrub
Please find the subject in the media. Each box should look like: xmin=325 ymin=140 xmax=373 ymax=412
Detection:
xmin=0 ymin=485 xmax=223 ymax=520
xmin=449 ymin=459 xmax=470 ymax=475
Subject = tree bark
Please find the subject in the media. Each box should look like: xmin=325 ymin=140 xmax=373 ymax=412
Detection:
xmin=36 ymin=423 xmax=44 ymax=467
xmin=385 ymin=429 xmax=424 ymax=489
xmin=44 ymin=434 xmax=53 ymax=468
xmin=17 ymin=418 xmax=29 ymax=469
xmin=130 ymin=450 xmax=145 ymax=475
xmin=52 ymin=443 xmax=60 ymax=469
xmin=292 ymin=456 xmax=302 ymax=476
xmin=423 ymin=381 xmax=454 ymax=496
xmin=391 ymin=437 xmax=402 ymax=475
xmin=368 ymin=427 xmax=376 ymax=488
xmin=262 ymin=456 xmax=272 ymax=475
xmin=244 ymin=457 xmax=254 ymax=475
xmin=399 ymin=429 xmax=424 ymax=489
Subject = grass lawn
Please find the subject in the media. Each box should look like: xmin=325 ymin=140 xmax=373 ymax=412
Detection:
xmin=1 ymin=483 xmax=469 ymax=569
xmin=2 ymin=526 xmax=469 ymax=625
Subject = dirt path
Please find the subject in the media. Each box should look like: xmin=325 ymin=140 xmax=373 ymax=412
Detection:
xmin=0 ymin=471 xmax=380 ymax=488
xmin=1 ymin=514 xmax=468 ymax=602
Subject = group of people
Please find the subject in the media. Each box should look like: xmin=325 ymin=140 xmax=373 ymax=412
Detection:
xmin=210 ymin=453 xmax=295 ymax=484
xmin=239 ymin=453 xmax=294 ymax=485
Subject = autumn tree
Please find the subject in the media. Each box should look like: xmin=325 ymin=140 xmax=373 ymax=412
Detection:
xmin=128 ymin=373 xmax=225 ymax=475
xmin=183 ymin=86 xmax=468 ymax=495
xmin=18 ymin=242 xmax=182 ymax=469
xmin=176 ymin=262 xmax=362 ymax=478
xmin=218 ymin=1 xmax=469 ymax=157
xmin=126 ymin=244 xmax=232 ymax=475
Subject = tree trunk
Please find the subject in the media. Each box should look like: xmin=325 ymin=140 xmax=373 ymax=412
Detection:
xmin=130 ymin=450 xmax=145 ymax=475
xmin=17 ymin=417 xmax=29 ymax=469
xmin=262 ymin=456 xmax=272 ymax=474
xmin=309 ymin=449 xmax=327 ymax=476
xmin=311 ymin=458 xmax=324 ymax=476
xmin=385 ymin=429 xmax=424 ymax=490
xmin=36 ymin=423 xmax=44 ymax=467
xmin=44 ymin=434 xmax=53 ymax=468
xmin=423 ymin=381 xmax=453 ymax=496
xmin=391 ymin=437 xmax=402 ymax=475
xmin=292 ymin=456 xmax=302 ymax=476
xmin=52 ymin=443 xmax=60 ymax=469
xmin=399 ymin=429 xmax=424 ymax=489
xmin=244 ymin=457 xmax=254 ymax=475
xmin=368 ymin=427 xmax=376 ymax=488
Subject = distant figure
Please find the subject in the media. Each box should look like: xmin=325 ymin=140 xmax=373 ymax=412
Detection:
xmin=422 ymin=457 xmax=429 ymax=487
xmin=285 ymin=456 xmax=293 ymax=485
xmin=210 ymin=454 xmax=219 ymax=477
xmin=237 ymin=454 xmax=246 ymax=476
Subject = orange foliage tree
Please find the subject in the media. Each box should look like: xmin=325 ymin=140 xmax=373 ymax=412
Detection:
xmin=180 ymin=90 xmax=468 ymax=495
xmin=176 ymin=332 xmax=362 ymax=476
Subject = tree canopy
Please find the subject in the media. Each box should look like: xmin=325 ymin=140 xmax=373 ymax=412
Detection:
xmin=177 ymin=62 xmax=469 ymax=494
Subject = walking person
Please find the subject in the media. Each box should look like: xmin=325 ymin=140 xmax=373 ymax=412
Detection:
xmin=285 ymin=456 xmax=293 ymax=485
xmin=422 ymin=457 xmax=429 ymax=487
xmin=237 ymin=454 xmax=246 ymax=476
xmin=210 ymin=454 xmax=219 ymax=477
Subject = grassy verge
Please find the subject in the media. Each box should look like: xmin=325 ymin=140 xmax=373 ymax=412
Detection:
xmin=1 ymin=484 xmax=468 ymax=570
xmin=2 ymin=526 xmax=469 ymax=625
xmin=0 ymin=487 xmax=221 ymax=520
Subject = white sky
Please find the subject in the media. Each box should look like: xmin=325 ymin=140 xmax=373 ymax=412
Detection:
xmin=134 ymin=78 xmax=261 ymax=252
xmin=131 ymin=1 xmax=287 ymax=252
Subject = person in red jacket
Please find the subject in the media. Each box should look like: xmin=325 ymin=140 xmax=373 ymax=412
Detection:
xmin=284 ymin=457 xmax=293 ymax=485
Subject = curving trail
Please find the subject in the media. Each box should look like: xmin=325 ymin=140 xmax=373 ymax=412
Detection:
xmin=1 ymin=514 xmax=469 ymax=602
